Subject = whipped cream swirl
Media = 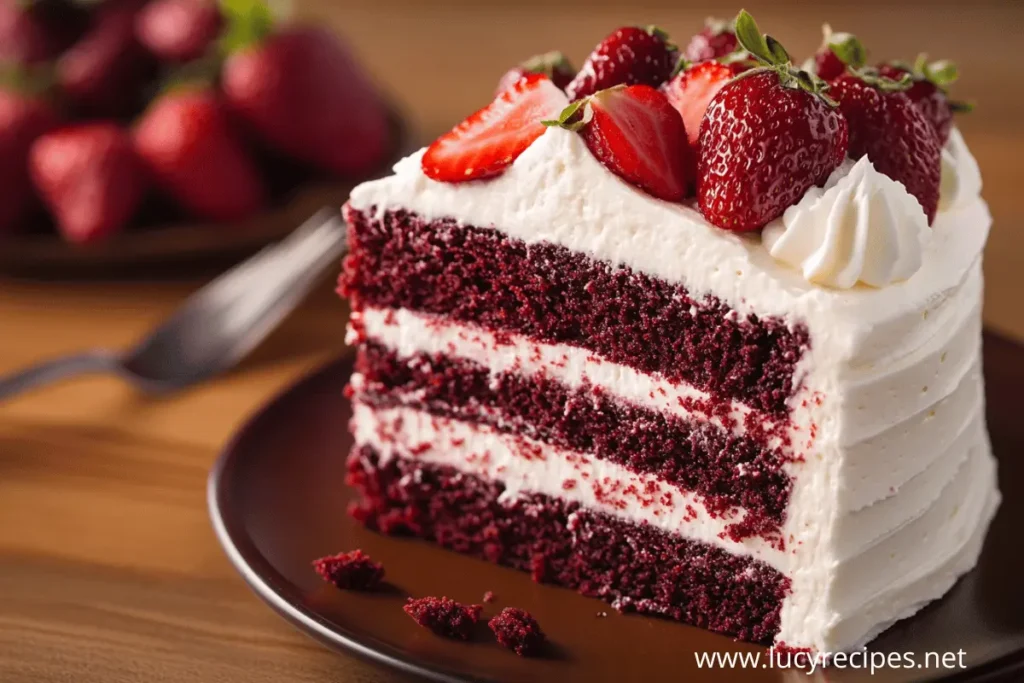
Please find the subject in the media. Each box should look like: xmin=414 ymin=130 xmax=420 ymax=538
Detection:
xmin=940 ymin=128 xmax=983 ymax=212
xmin=763 ymin=157 xmax=930 ymax=289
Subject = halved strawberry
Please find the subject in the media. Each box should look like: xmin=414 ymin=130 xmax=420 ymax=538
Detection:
xmin=662 ymin=60 xmax=747 ymax=149
xmin=422 ymin=73 xmax=568 ymax=183
xmin=546 ymin=84 xmax=691 ymax=202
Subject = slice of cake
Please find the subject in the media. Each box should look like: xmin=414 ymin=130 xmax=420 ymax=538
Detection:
xmin=339 ymin=11 xmax=999 ymax=653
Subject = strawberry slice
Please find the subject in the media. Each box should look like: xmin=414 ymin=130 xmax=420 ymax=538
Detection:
xmin=548 ymin=84 xmax=691 ymax=202
xmin=422 ymin=73 xmax=568 ymax=183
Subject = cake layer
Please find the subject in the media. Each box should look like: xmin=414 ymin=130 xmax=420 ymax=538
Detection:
xmin=346 ymin=444 xmax=790 ymax=644
xmin=353 ymin=341 xmax=791 ymax=533
xmin=350 ymin=402 xmax=785 ymax=558
xmin=353 ymin=305 xmax=776 ymax=436
xmin=341 ymin=205 xmax=809 ymax=415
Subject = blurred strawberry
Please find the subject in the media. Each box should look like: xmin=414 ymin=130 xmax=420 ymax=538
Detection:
xmin=220 ymin=0 xmax=389 ymax=177
xmin=0 ymin=0 xmax=82 ymax=64
xmin=811 ymin=25 xmax=866 ymax=81
xmin=0 ymin=82 xmax=59 ymax=234
xmin=682 ymin=18 xmax=738 ymax=63
xmin=565 ymin=26 xmax=676 ymax=101
xmin=134 ymin=87 xmax=266 ymax=221
xmin=29 ymin=122 xmax=146 ymax=244
xmin=135 ymin=0 xmax=221 ymax=62
xmin=495 ymin=51 xmax=575 ymax=95
xmin=57 ymin=0 xmax=154 ymax=117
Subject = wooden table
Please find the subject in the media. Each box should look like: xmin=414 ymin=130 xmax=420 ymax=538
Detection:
xmin=1 ymin=2 xmax=1021 ymax=681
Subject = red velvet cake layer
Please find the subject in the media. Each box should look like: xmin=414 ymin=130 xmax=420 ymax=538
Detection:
xmin=355 ymin=342 xmax=791 ymax=534
xmin=347 ymin=445 xmax=789 ymax=643
xmin=341 ymin=207 xmax=810 ymax=415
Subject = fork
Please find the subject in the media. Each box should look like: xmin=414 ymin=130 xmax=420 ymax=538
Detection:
xmin=0 ymin=208 xmax=347 ymax=401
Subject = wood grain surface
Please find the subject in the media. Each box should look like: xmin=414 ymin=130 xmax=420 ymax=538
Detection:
xmin=1 ymin=1 xmax=1021 ymax=682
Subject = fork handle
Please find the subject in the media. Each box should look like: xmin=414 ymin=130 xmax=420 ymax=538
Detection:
xmin=0 ymin=351 xmax=121 ymax=402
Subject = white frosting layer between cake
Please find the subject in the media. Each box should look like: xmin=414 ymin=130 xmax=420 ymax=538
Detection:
xmin=351 ymin=402 xmax=783 ymax=561
xmin=346 ymin=124 xmax=998 ymax=653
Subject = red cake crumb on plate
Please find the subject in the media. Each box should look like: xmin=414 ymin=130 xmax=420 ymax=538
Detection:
xmin=483 ymin=591 xmax=496 ymax=603
xmin=403 ymin=596 xmax=482 ymax=640
xmin=488 ymin=607 xmax=546 ymax=656
xmin=312 ymin=549 xmax=384 ymax=590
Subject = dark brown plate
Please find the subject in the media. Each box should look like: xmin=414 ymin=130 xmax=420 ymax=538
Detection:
xmin=0 ymin=109 xmax=410 ymax=278
xmin=208 ymin=333 xmax=1024 ymax=683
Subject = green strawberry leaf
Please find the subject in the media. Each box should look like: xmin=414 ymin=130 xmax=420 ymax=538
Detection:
xmin=924 ymin=59 xmax=958 ymax=87
xmin=828 ymin=32 xmax=867 ymax=69
xmin=542 ymin=99 xmax=591 ymax=132
xmin=218 ymin=0 xmax=275 ymax=54
xmin=734 ymin=10 xmax=775 ymax=66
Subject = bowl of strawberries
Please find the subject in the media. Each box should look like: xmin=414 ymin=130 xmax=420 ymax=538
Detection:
xmin=0 ymin=0 xmax=405 ymax=274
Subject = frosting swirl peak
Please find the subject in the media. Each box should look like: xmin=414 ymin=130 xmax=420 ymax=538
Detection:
xmin=763 ymin=157 xmax=930 ymax=289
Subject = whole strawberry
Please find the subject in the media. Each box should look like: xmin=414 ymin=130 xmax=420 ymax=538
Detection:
xmin=565 ymin=26 xmax=676 ymax=101
xmin=878 ymin=58 xmax=960 ymax=145
xmin=58 ymin=0 xmax=154 ymax=117
xmin=222 ymin=22 xmax=390 ymax=177
xmin=830 ymin=72 xmax=942 ymax=222
xmin=0 ymin=85 xmax=59 ymax=234
xmin=30 ymin=123 xmax=146 ymax=244
xmin=135 ymin=0 xmax=221 ymax=62
xmin=423 ymin=73 xmax=568 ymax=183
xmin=811 ymin=25 xmax=866 ymax=81
xmin=697 ymin=11 xmax=848 ymax=232
xmin=134 ymin=87 xmax=266 ymax=221
xmin=496 ymin=51 xmax=574 ymax=95
xmin=545 ymin=84 xmax=691 ymax=202
xmin=682 ymin=18 xmax=738 ymax=63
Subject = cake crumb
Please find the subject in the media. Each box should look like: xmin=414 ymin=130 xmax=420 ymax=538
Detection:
xmin=403 ymin=597 xmax=482 ymax=640
xmin=596 ymin=611 xmax=608 ymax=618
xmin=312 ymin=549 xmax=384 ymax=591
xmin=483 ymin=591 xmax=496 ymax=603
xmin=488 ymin=607 xmax=545 ymax=656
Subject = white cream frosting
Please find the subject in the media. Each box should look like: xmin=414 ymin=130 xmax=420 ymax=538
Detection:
xmin=940 ymin=128 xmax=983 ymax=212
xmin=762 ymin=157 xmax=930 ymax=289
xmin=351 ymin=402 xmax=784 ymax=561
xmin=345 ymin=122 xmax=998 ymax=653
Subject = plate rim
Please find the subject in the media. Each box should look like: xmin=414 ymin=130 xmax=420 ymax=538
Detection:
xmin=207 ymin=357 xmax=478 ymax=683
xmin=207 ymin=348 xmax=1024 ymax=683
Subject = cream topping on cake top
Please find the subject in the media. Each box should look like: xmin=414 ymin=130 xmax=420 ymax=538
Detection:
xmin=762 ymin=156 xmax=932 ymax=289
xmin=940 ymin=127 xmax=984 ymax=212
